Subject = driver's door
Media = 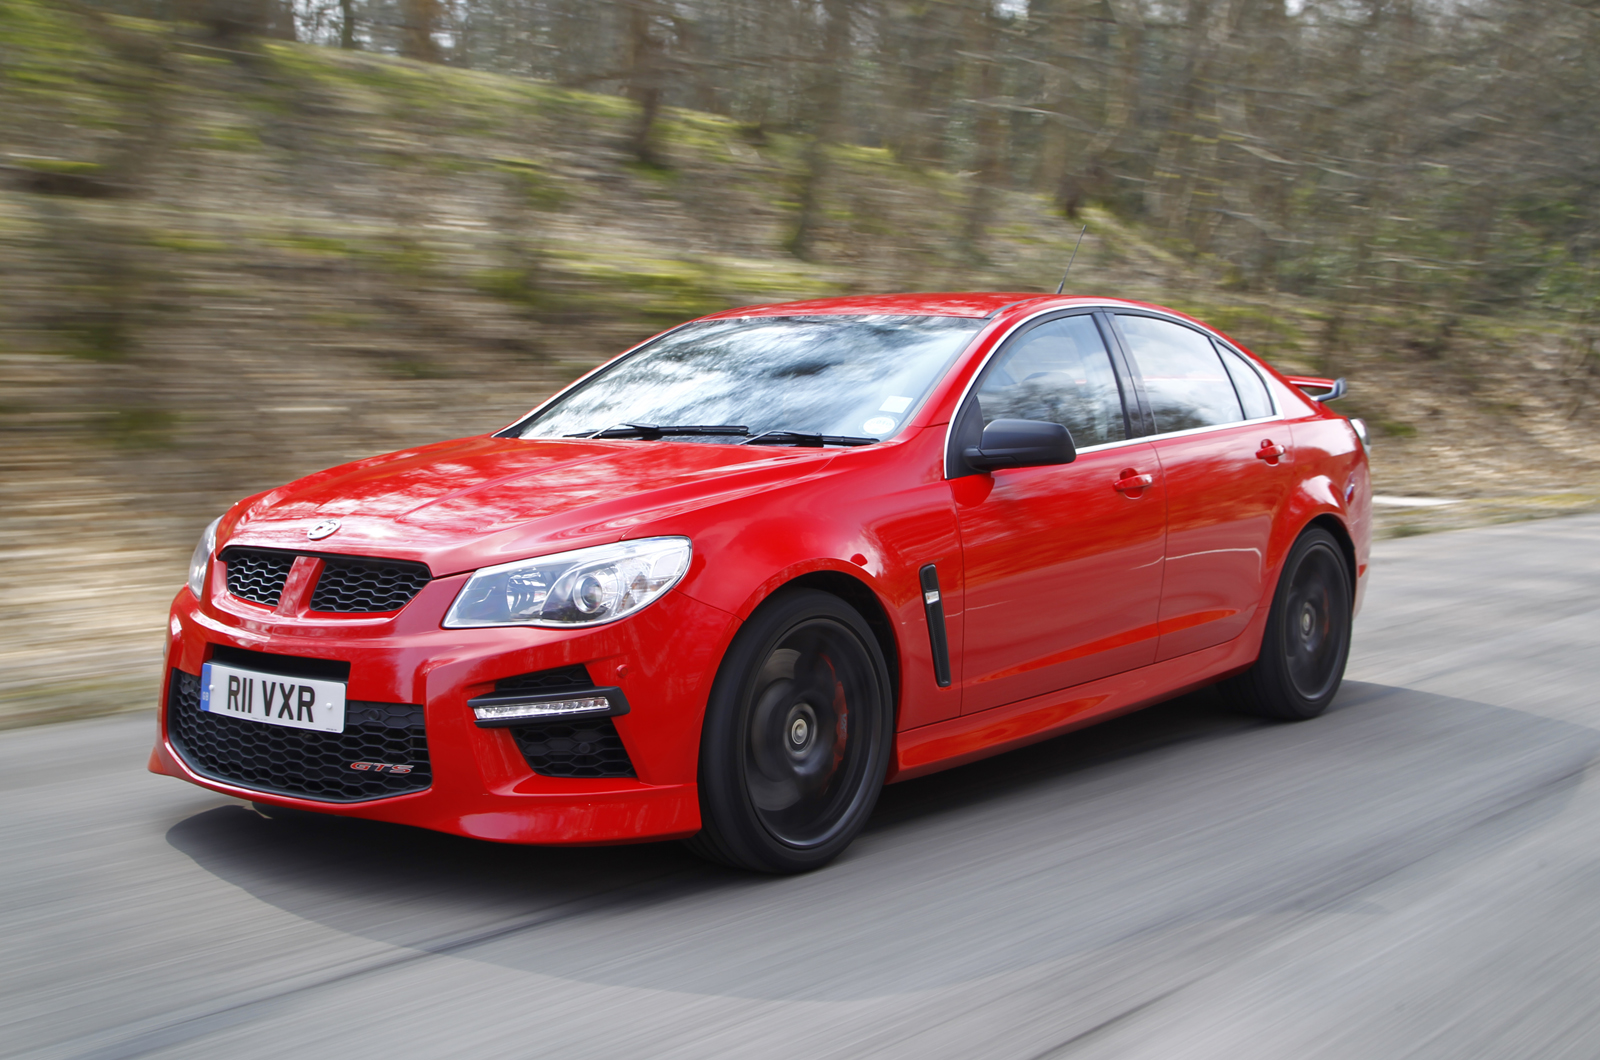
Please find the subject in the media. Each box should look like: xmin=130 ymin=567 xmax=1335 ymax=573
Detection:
xmin=950 ymin=312 xmax=1166 ymax=714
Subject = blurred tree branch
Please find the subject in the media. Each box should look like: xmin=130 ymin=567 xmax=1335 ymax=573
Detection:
xmin=44 ymin=0 xmax=1600 ymax=316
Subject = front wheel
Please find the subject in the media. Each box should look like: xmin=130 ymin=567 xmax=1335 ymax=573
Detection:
xmin=687 ymin=589 xmax=893 ymax=873
xmin=1225 ymin=527 xmax=1352 ymax=720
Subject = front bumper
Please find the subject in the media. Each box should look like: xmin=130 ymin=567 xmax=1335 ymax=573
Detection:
xmin=150 ymin=566 xmax=739 ymax=844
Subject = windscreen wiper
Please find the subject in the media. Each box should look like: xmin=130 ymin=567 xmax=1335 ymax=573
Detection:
xmin=744 ymin=430 xmax=878 ymax=447
xmin=567 ymin=423 xmax=749 ymax=440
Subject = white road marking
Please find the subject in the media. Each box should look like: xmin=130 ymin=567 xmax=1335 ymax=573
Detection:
xmin=1371 ymin=495 xmax=1463 ymax=507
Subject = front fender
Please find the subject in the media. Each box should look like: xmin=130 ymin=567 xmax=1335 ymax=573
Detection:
xmin=641 ymin=428 xmax=965 ymax=730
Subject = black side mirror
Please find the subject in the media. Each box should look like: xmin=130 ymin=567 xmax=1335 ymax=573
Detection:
xmin=963 ymin=418 xmax=1076 ymax=472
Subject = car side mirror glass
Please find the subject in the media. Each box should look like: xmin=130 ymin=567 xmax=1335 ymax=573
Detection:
xmin=963 ymin=418 xmax=1076 ymax=472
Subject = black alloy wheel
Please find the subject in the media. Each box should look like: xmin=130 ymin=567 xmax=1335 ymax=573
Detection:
xmin=1225 ymin=526 xmax=1352 ymax=720
xmin=688 ymin=588 xmax=893 ymax=873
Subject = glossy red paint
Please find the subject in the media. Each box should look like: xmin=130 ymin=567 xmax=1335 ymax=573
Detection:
xmin=953 ymin=443 xmax=1165 ymax=713
xmin=1149 ymin=421 xmax=1297 ymax=660
xmin=151 ymin=293 xmax=1370 ymax=845
xmin=221 ymin=434 xmax=839 ymax=577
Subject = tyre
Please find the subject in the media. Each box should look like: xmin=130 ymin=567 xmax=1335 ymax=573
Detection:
xmin=1225 ymin=526 xmax=1352 ymax=721
xmin=687 ymin=589 xmax=893 ymax=873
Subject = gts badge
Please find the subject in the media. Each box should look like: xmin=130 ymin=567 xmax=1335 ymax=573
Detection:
xmin=349 ymin=761 xmax=414 ymax=774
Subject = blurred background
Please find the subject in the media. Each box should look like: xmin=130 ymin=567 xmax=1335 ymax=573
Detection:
xmin=2 ymin=0 xmax=1598 ymax=728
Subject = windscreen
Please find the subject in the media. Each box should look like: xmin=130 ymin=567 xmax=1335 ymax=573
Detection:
xmin=514 ymin=315 xmax=984 ymax=444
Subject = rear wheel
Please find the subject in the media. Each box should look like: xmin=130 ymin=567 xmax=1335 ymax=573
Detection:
xmin=687 ymin=589 xmax=892 ymax=873
xmin=1225 ymin=527 xmax=1352 ymax=720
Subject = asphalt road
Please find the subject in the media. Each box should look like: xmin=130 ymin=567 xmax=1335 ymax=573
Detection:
xmin=5 ymin=513 xmax=1600 ymax=1060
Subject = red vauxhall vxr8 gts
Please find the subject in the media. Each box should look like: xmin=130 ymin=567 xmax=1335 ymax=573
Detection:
xmin=151 ymin=293 xmax=1370 ymax=873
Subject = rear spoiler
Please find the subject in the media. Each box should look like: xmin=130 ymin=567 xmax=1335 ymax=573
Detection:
xmin=1285 ymin=375 xmax=1347 ymax=402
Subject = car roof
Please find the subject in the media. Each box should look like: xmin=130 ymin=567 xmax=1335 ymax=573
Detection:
xmin=698 ymin=292 xmax=1069 ymax=320
xmin=694 ymin=293 xmax=1260 ymax=361
xmin=700 ymin=294 xmax=1260 ymax=357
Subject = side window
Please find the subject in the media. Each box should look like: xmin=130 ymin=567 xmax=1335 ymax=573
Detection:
xmin=1217 ymin=343 xmax=1274 ymax=420
xmin=975 ymin=315 xmax=1127 ymax=446
xmin=1116 ymin=314 xmax=1243 ymax=432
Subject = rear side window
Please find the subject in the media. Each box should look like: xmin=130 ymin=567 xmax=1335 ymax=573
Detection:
xmin=1116 ymin=315 xmax=1243 ymax=432
xmin=975 ymin=315 xmax=1127 ymax=446
xmin=1218 ymin=344 xmax=1274 ymax=420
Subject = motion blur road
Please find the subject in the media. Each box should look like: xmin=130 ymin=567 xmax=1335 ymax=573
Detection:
xmin=5 ymin=514 xmax=1600 ymax=1060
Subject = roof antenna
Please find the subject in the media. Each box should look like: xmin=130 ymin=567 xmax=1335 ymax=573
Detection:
xmin=1055 ymin=225 xmax=1088 ymax=295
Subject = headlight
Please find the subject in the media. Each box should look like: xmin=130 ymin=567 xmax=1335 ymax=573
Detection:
xmin=186 ymin=516 xmax=221 ymax=599
xmin=443 ymin=537 xmax=692 ymax=629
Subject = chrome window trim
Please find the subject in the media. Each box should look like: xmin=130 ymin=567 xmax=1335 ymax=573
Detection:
xmin=1209 ymin=336 xmax=1280 ymax=418
xmin=1017 ymin=412 xmax=1286 ymax=462
xmin=940 ymin=300 xmax=1283 ymax=478
xmin=1112 ymin=412 xmax=1284 ymax=446
xmin=1070 ymin=436 xmax=1153 ymax=457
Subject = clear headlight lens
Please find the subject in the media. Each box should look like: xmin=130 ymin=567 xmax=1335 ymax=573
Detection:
xmin=443 ymin=537 xmax=692 ymax=629
xmin=186 ymin=516 xmax=221 ymax=599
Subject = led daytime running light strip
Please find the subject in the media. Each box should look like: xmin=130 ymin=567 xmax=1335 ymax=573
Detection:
xmin=472 ymin=696 xmax=611 ymax=722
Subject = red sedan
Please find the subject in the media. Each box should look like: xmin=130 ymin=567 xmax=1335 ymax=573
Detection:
xmin=150 ymin=293 xmax=1370 ymax=873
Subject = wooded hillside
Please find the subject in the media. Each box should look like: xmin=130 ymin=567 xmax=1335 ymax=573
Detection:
xmin=2 ymin=0 xmax=1597 ymax=726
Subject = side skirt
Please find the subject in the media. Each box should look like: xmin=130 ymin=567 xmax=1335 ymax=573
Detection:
xmin=889 ymin=627 xmax=1261 ymax=782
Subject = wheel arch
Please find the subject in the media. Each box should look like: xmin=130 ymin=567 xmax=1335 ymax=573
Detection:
xmin=785 ymin=570 xmax=903 ymax=723
xmin=1305 ymin=512 xmax=1358 ymax=596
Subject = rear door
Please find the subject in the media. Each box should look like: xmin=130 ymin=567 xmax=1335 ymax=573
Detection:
xmin=950 ymin=311 xmax=1166 ymax=714
xmin=1109 ymin=312 xmax=1294 ymax=661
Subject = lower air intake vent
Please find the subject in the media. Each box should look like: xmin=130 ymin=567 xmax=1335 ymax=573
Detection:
xmin=494 ymin=665 xmax=636 ymax=779
xmin=509 ymin=719 xmax=635 ymax=778
xmin=166 ymin=668 xmax=431 ymax=802
xmin=223 ymin=548 xmax=295 ymax=607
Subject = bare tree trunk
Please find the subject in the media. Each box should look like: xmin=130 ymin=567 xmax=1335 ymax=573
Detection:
xmin=960 ymin=0 xmax=1003 ymax=260
xmin=887 ymin=0 xmax=960 ymax=167
xmin=1150 ymin=0 xmax=1213 ymax=242
xmin=788 ymin=0 xmax=854 ymax=260
xmin=1056 ymin=0 xmax=1142 ymax=217
xmin=676 ymin=11 xmax=719 ymax=114
xmin=265 ymin=0 xmax=295 ymax=40
xmin=177 ymin=0 xmax=285 ymax=42
xmin=339 ymin=0 xmax=358 ymax=49
xmin=623 ymin=0 xmax=666 ymax=166
xmin=1217 ymin=0 xmax=1293 ymax=287
xmin=1034 ymin=0 xmax=1081 ymax=193
xmin=400 ymin=0 xmax=442 ymax=62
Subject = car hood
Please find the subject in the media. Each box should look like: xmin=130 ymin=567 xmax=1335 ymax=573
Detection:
xmin=222 ymin=434 xmax=840 ymax=576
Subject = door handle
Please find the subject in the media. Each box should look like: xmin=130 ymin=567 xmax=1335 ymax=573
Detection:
xmin=1113 ymin=472 xmax=1154 ymax=493
xmin=1256 ymin=440 xmax=1287 ymax=463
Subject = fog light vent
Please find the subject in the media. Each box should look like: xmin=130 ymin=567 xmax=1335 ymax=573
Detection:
xmin=480 ymin=665 xmax=637 ymax=778
xmin=509 ymin=719 xmax=635 ymax=779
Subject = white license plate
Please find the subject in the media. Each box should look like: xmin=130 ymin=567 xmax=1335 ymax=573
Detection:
xmin=200 ymin=661 xmax=346 ymax=733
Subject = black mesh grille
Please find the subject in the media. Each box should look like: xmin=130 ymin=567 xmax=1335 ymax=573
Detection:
xmin=509 ymin=719 xmax=635 ymax=778
xmin=223 ymin=549 xmax=295 ymax=607
xmin=309 ymin=556 xmax=432 ymax=613
xmin=166 ymin=668 xmax=431 ymax=802
xmin=495 ymin=665 xmax=592 ymax=695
